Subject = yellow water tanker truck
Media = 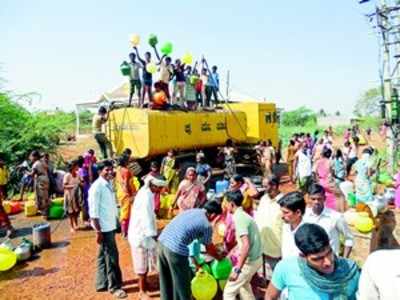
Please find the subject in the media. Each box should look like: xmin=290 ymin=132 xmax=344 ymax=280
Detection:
xmin=107 ymin=102 xmax=278 ymax=159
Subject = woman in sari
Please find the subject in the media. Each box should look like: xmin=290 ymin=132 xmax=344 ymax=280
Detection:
xmin=229 ymin=174 xmax=258 ymax=215
xmin=172 ymin=167 xmax=206 ymax=213
xmin=161 ymin=150 xmax=180 ymax=194
xmin=30 ymin=150 xmax=50 ymax=219
xmin=314 ymin=148 xmax=337 ymax=210
xmin=352 ymin=148 xmax=374 ymax=203
xmin=115 ymin=155 xmax=137 ymax=238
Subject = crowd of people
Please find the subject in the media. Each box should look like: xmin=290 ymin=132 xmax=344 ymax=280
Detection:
xmin=1 ymin=122 xmax=400 ymax=300
xmin=127 ymin=44 xmax=220 ymax=110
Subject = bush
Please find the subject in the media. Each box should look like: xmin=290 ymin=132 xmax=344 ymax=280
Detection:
xmin=0 ymin=92 xmax=71 ymax=164
xmin=281 ymin=106 xmax=317 ymax=127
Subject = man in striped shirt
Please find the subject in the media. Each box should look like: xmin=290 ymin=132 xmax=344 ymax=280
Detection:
xmin=158 ymin=201 xmax=223 ymax=300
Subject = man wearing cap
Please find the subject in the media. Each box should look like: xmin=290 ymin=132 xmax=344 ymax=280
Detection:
xmin=128 ymin=175 xmax=167 ymax=300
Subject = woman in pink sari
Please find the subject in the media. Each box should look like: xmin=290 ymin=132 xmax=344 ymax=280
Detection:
xmin=172 ymin=167 xmax=206 ymax=213
xmin=314 ymin=148 xmax=338 ymax=210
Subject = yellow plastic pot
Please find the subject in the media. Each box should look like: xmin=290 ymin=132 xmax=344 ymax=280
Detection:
xmin=0 ymin=248 xmax=17 ymax=271
xmin=191 ymin=269 xmax=218 ymax=300
xmin=355 ymin=213 xmax=374 ymax=233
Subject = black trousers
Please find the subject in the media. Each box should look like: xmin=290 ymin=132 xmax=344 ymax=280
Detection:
xmin=94 ymin=133 xmax=111 ymax=159
xmin=158 ymin=243 xmax=192 ymax=300
xmin=205 ymin=86 xmax=219 ymax=106
xmin=96 ymin=231 xmax=122 ymax=292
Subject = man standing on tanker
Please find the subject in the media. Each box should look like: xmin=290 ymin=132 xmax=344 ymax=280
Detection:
xmin=92 ymin=106 xmax=112 ymax=159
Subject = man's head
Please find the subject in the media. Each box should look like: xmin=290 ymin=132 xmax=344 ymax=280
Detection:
xmin=122 ymin=148 xmax=132 ymax=157
xmin=196 ymin=152 xmax=205 ymax=163
xmin=165 ymin=57 xmax=172 ymax=65
xmin=224 ymin=190 xmax=243 ymax=214
xmin=144 ymin=51 xmax=151 ymax=62
xmin=29 ymin=150 xmax=41 ymax=162
xmin=278 ymin=191 xmax=305 ymax=225
xmin=262 ymin=174 xmax=280 ymax=199
xmin=118 ymin=155 xmax=130 ymax=168
xmin=308 ymin=184 xmax=326 ymax=215
xmin=212 ymin=65 xmax=218 ymax=73
xmin=204 ymin=200 xmax=222 ymax=222
xmin=322 ymin=147 xmax=332 ymax=159
xmin=150 ymin=161 xmax=159 ymax=173
xmin=97 ymin=160 xmax=114 ymax=181
xmin=98 ymin=106 xmax=107 ymax=116
xmin=148 ymin=175 xmax=167 ymax=194
xmin=295 ymin=223 xmax=335 ymax=274
xmin=129 ymin=52 xmax=136 ymax=62
xmin=201 ymin=68 xmax=207 ymax=75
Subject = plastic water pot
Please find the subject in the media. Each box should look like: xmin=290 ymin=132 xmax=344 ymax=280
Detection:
xmin=215 ymin=180 xmax=229 ymax=194
xmin=24 ymin=200 xmax=38 ymax=217
xmin=0 ymin=248 xmax=17 ymax=271
xmin=48 ymin=205 xmax=64 ymax=219
xmin=211 ymin=258 xmax=233 ymax=280
xmin=191 ymin=269 xmax=218 ymax=300
xmin=355 ymin=213 xmax=374 ymax=234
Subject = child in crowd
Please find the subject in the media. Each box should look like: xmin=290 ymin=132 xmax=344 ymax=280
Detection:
xmin=151 ymin=82 xmax=169 ymax=110
xmin=77 ymin=156 xmax=90 ymax=227
xmin=63 ymin=160 xmax=82 ymax=233
xmin=193 ymin=68 xmax=203 ymax=107
xmin=134 ymin=47 xmax=153 ymax=106
xmin=128 ymin=52 xmax=142 ymax=106
xmin=205 ymin=65 xmax=219 ymax=107
xmin=173 ymin=59 xmax=186 ymax=104
xmin=200 ymin=68 xmax=208 ymax=107
xmin=184 ymin=65 xmax=197 ymax=110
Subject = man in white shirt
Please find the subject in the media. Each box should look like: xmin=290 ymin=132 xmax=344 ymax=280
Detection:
xmin=255 ymin=175 xmax=284 ymax=275
xmin=304 ymin=184 xmax=353 ymax=258
xmin=128 ymin=175 xmax=166 ymax=300
xmin=358 ymin=249 xmax=400 ymax=300
xmin=88 ymin=160 xmax=127 ymax=299
xmin=278 ymin=191 xmax=306 ymax=258
xmin=293 ymin=143 xmax=312 ymax=193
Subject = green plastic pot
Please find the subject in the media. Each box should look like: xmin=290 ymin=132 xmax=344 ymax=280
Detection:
xmin=48 ymin=205 xmax=64 ymax=219
xmin=120 ymin=61 xmax=130 ymax=76
xmin=211 ymin=258 xmax=232 ymax=280
xmin=347 ymin=192 xmax=357 ymax=207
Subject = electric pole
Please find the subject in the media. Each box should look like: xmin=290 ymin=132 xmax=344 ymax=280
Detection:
xmin=360 ymin=0 xmax=400 ymax=172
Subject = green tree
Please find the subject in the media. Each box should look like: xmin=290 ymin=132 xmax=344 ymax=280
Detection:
xmin=281 ymin=106 xmax=317 ymax=127
xmin=354 ymin=87 xmax=381 ymax=117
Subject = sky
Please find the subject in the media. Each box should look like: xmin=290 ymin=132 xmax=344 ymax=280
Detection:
xmin=1 ymin=0 xmax=381 ymax=115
